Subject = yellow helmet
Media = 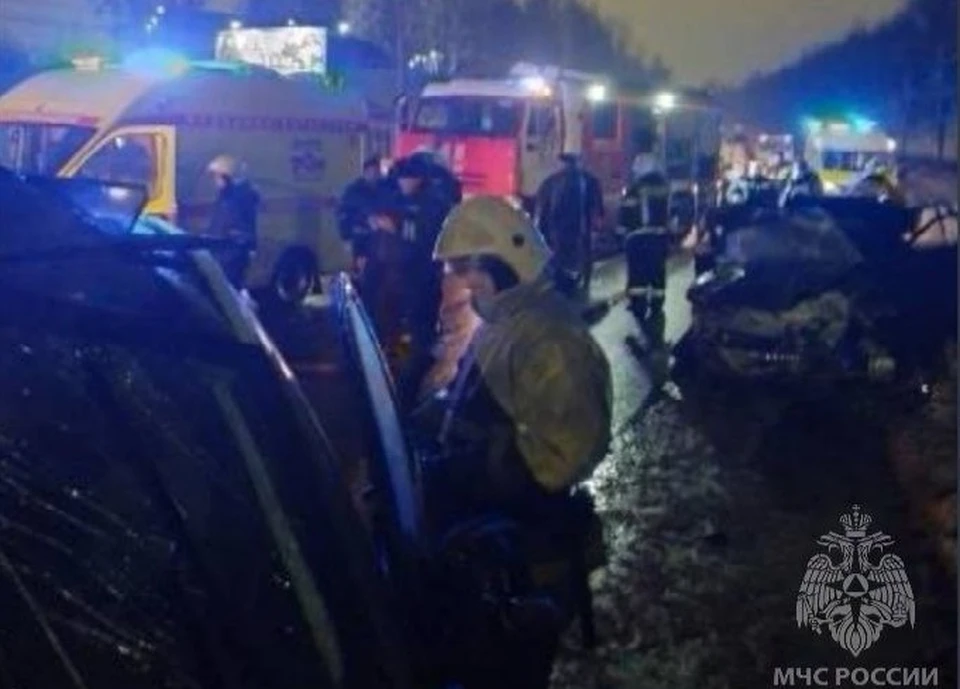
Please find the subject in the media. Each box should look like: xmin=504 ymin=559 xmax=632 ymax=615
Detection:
xmin=433 ymin=195 xmax=551 ymax=283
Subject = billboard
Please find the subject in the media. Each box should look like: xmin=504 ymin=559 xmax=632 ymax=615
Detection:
xmin=215 ymin=26 xmax=327 ymax=75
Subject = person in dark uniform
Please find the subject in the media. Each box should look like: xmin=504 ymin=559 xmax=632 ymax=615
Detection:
xmin=533 ymin=153 xmax=604 ymax=299
xmin=410 ymin=148 xmax=463 ymax=206
xmin=618 ymin=152 xmax=671 ymax=351
xmin=207 ymin=154 xmax=260 ymax=290
xmin=390 ymin=155 xmax=455 ymax=409
xmin=337 ymin=155 xmax=386 ymax=279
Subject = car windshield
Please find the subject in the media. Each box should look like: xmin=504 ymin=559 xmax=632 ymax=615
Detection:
xmin=413 ymin=96 xmax=522 ymax=136
xmin=0 ymin=122 xmax=95 ymax=175
xmin=0 ymin=171 xmax=406 ymax=688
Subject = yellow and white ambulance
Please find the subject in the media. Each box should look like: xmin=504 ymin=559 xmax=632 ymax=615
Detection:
xmin=0 ymin=50 xmax=392 ymax=302
xmin=802 ymin=118 xmax=898 ymax=194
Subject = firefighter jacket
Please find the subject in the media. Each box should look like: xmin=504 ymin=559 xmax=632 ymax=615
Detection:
xmin=618 ymin=172 xmax=670 ymax=233
xmin=441 ymin=274 xmax=613 ymax=496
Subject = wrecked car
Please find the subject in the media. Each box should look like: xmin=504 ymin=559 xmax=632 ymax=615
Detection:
xmin=674 ymin=198 xmax=957 ymax=385
xmin=0 ymin=169 xmax=417 ymax=688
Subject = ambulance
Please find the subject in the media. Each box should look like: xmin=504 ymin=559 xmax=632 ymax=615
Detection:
xmin=802 ymin=117 xmax=898 ymax=194
xmin=0 ymin=50 xmax=392 ymax=303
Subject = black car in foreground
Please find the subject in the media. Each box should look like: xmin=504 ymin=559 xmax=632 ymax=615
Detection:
xmin=0 ymin=168 xmax=420 ymax=688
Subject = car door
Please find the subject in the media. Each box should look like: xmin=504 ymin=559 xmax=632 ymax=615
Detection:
xmin=333 ymin=274 xmax=426 ymax=565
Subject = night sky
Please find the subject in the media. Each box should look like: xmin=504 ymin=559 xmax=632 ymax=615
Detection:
xmin=593 ymin=0 xmax=907 ymax=84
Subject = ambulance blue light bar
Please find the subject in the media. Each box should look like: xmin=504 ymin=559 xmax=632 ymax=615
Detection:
xmin=122 ymin=48 xmax=190 ymax=77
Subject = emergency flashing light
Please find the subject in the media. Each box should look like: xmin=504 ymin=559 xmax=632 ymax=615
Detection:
xmin=586 ymin=83 xmax=607 ymax=102
xmin=653 ymin=91 xmax=676 ymax=111
xmin=802 ymin=117 xmax=822 ymax=133
xmin=337 ymin=21 xmax=351 ymax=35
xmin=851 ymin=115 xmax=876 ymax=133
xmin=886 ymin=138 xmax=897 ymax=152
xmin=71 ymin=55 xmax=104 ymax=71
xmin=229 ymin=19 xmax=242 ymax=30
xmin=122 ymin=48 xmax=190 ymax=77
xmin=521 ymin=75 xmax=551 ymax=97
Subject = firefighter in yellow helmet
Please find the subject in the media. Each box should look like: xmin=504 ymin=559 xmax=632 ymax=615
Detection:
xmin=419 ymin=195 xmax=612 ymax=688
xmin=429 ymin=195 xmax=612 ymax=498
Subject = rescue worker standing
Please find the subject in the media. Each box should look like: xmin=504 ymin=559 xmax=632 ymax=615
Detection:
xmin=420 ymin=195 xmax=612 ymax=689
xmin=391 ymin=156 xmax=454 ymax=408
xmin=534 ymin=153 xmax=604 ymax=298
xmin=410 ymin=147 xmax=464 ymax=206
xmin=207 ymin=154 xmax=259 ymax=289
xmin=337 ymin=155 xmax=385 ymax=278
xmin=618 ymin=152 xmax=671 ymax=351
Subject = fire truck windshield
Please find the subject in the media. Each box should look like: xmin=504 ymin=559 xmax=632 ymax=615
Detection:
xmin=412 ymin=96 xmax=522 ymax=137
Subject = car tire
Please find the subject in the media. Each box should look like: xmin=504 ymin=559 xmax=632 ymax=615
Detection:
xmin=271 ymin=249 xmax=316 ymax=305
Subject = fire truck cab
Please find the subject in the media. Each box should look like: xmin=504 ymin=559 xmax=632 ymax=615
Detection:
xmin=395 ymin=63 xmax=606 ymax=206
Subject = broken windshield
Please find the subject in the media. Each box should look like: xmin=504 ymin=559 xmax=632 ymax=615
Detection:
xmin=0 ymin=322 xmax=346 ymax=687
xmin=0 ymin=299 xmax=411 ymax=687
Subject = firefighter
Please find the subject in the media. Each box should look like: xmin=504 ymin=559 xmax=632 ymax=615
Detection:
xmin=390 ymin=155 xmax=455 ymax=409
xmin=207 ymin=154 xmax=260 ymax=289
xmin=619 ymin=152 xmax=671 ymax=351
xmin=337 ymin=155 xmax=386 ymax=279
xmin=420 ymin=195 xmax=612 ymax=689
xmin=533 ymin=153 xmax=604 ymax=299
xmin=410 ymin=147 xmax=464 ymax=206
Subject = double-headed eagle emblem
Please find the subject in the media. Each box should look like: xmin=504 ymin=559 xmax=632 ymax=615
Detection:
xmin=796 ymin=505 xmax=916 ymax=657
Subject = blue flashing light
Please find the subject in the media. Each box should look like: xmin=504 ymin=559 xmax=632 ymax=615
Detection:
xmin=122 ymin=48 xmax=190 ymax=77
xmin=850 ymin=115 xmax=876 ymax=133
xmin=802 ymin=117 xmax=822 ymax=132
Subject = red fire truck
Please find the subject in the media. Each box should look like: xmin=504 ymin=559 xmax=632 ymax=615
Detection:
xmin=395 ymin=64 xmax=721 ymax=230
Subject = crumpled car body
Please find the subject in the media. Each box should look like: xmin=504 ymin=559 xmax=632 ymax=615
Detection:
xmin=681 ymin=208 xmax=897 ymax=382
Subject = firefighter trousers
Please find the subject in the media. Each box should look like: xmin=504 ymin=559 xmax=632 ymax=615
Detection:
xmin=624 ymin=229 xmax=669 ymax=346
